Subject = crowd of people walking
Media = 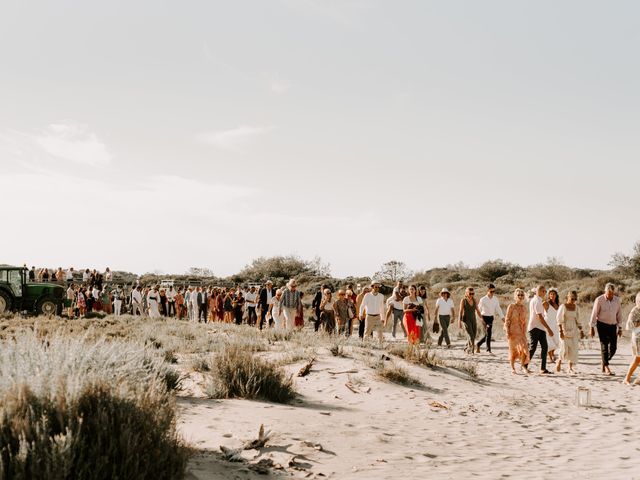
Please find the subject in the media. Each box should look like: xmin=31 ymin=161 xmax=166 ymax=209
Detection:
xmin=28 ymin=265 xmax=640 ymax=384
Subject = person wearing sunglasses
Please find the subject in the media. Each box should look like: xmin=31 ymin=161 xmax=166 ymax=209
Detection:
xmin=504 ymin=288 xmax=530 ymax=374
xmin=477 ymin=283 xmax=504 ymax=354
xmin=458 ymin=287 xmax=483 ymax=354
xmin=527 ymin=285 xmax=554 ymax=374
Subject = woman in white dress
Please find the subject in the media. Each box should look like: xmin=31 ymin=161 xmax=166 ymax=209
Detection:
xmin=623 ymin=293 xmax=640 ymax=385
xmin=544 ymin=288 xmax=560 ymax=363
xmin=147 ymin=286 xmax=161 ymax=318
xmin=555 ymin=290 xmax=582 ymax=374
xmin=268 ymin=289 xmax=285 ymax=330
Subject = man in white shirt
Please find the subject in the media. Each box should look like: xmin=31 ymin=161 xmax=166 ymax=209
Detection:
xmin=245 ymin=286 xmax=258 ymax=326
xmin=359 ymin=281 xmax=386 ymax=344
xmin=131 ymin=286 xmax=144 ymax=316
xmin=112 ymin=285 xmax=124 ymax=316
xmin=65 ymin=268 xmax=74 ymax=285
xmin=166 ymin=286 xmax=177 ymax=317
xmin=527 ymin=285 xmax=554 ymax=374
xmin=476 ymin=284 xmax=504 ymax=354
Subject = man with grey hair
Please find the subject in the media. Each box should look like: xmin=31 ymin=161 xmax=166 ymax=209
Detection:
xmin=359 ymin=281 xmax=386 ymax=344
xmin=527 ymin=285 xmax=554 ymax=374
xmin=590 ymin=283 xmax=622 ymax=375
xmin=281 ymin=279 xmax=302 ymax=331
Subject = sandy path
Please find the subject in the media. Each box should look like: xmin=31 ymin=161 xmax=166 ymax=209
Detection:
xmin=178 ymin=335 xmax=640 ymax=480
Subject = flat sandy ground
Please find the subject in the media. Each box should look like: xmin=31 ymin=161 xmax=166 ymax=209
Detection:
xmin=178 ymin=332 xmax=640 ymax=480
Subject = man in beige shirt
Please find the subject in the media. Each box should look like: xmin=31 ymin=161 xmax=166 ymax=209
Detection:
xmin=359 ymin=281 xmax=386 ymax=344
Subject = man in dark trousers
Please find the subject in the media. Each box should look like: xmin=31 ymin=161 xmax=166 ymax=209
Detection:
xmin=258 ymin=280 xmax=276 ymax=329
xmin=197 ymin=287 xmax=208 ymax=323
xmin=312 ymin=285 xmax=329 ymax=332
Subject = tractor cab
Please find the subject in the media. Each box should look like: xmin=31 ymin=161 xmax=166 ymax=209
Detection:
xmin=0 ymin=265 xmax=65 ymax=315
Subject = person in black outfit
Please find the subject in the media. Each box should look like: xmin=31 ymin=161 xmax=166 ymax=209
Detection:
xmin=234 ymin=291 xmax=245 ymax=325
xmin=258 ymin=281 xmax=276 ymax=329
xmin=197 ymin=287 xmax=208 ymax=322
xmin=312 ymin=285 xmax=329 ymax=332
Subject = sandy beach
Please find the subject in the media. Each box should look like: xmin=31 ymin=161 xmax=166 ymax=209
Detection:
xmin=178 ymin=333 xmax=640 ymax=480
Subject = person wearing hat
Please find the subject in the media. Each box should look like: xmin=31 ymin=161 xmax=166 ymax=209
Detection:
xmin=281 ymin=279 xmax=302 ymax=331
xmin=359 ymin=281 xmax=386 ymax=344
xmin=434 ymin=288 xmax=455 ymax=347
xmin=258 ymin=280 xmax=276 ymax=329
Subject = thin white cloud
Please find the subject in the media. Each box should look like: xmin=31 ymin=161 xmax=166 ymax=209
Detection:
xmin=267 ymin=74 xmax=291 ymax=94
xmin=0 ymin=123 xmax=112 ymax=169
xmin=35 ymin=123 xmax=112 ymax=166
xmin=197 ymin=125 xmax=274 ymax=153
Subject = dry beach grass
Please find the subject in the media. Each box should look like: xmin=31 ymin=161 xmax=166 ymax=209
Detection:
xmin=1 ymin=312 xmax=639 ymax=479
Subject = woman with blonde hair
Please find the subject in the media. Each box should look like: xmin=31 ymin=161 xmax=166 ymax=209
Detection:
xmin=319 ymin=289 xmax=336 ymax=334
xmin=268 ymin=289 xmax=285 ymax=330
xmin=504 ymin=288 xmax=530 ymax=374
xmin=556 ymin=290 xmax=582 ymax=374
xmin=623 ymin=293 xmax=640 ymax=385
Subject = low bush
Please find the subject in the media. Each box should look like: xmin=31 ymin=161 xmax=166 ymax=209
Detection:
xmin=206 ymin=345 xmax=296 ymax=403
xmin=0 ymin=333 xmax=190 ymax=479
xmin=388 ymin=344 xmax=441 ymax=368
xmin=376 ymin=362 xmax=422 ymax=387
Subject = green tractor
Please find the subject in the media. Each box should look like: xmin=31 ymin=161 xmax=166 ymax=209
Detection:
xmin=0 ymin=265 xmax=65 ymax=316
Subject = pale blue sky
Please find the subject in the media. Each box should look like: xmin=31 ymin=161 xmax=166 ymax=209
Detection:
xmin=1 ymin=1 xmax=638 ymax=277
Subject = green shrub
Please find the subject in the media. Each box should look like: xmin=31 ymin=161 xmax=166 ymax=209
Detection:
xmin=206 ymin=345 xmax=296 ymax=403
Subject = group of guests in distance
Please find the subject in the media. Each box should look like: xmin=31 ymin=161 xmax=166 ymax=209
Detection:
xmin=50 ymin=268 xmax=640 ymax=385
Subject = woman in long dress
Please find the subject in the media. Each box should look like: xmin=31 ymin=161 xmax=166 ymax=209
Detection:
xmin=544 ymin=288 xmax=560 ymax=363
xmin=623 ymin=293 xmax=640 ymax=385
xmin=504 ymin=288 xmax=530 ymax=374
xmin=147 ymin=286 xmax=161 ymax=318
xmin=268 ymin=289 xmax=284 ymax=330
xmin=418 ymin=286 xmax=431 ymax=345
xmin=319 ymin=289 xmax=336 ymax=334
xmin=555 ymin=290 xmax=582 ymax=374
xmin=403 ymin=285 xmax=424 ymax=345
xmin=459 ymin=287 xmax=482 ymax=354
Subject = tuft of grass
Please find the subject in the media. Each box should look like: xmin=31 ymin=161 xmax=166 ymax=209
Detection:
xmin=191 ymin=355 xmax=211 ymax=373
xmin=206 ymin=345 xmax=296 ymax=403
xmin=387 ymin=344 xmax=441 ymax=368
xmin=446 ymin=359 xmax=479 ymax=379
xmin=376 ymin=361 xmax=422 ymax=387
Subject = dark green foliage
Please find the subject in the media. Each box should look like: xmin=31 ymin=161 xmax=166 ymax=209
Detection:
xmin=476 ymin=259 xmax=523 ymax=282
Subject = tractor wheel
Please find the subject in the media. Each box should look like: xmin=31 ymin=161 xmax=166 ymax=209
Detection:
xmin=0 ymin=291 xmax=12 ymax=314
xmin=36 ymin=297 xmax=58 ymax=316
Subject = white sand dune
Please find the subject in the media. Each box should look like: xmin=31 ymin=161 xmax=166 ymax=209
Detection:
xmin=178 ymin=335 xmax=640 ymax=479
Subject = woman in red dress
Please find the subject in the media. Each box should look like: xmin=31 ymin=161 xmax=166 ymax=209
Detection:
xmin=403 ymin=285 xmax=424 ymax=345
